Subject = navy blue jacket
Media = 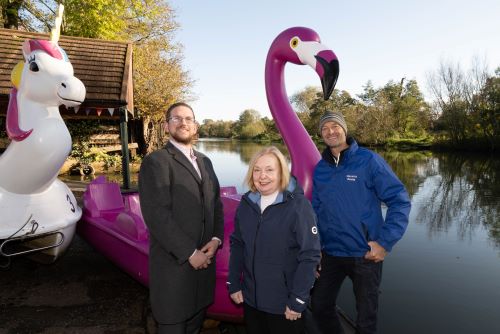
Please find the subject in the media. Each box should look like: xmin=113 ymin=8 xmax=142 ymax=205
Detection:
xmin=313 ymin=137 xmax=411 ymax=256
xmin=227 ymin=178 xmax=321 ymax=314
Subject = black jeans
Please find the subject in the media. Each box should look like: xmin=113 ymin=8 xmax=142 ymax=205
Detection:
xmin=311 ymin=254 xmax=383 ymax=334
xmin=244 ymin=303 xmax=305 ymax=334
xmin=157 ymin=308 xmax=206 ymax=334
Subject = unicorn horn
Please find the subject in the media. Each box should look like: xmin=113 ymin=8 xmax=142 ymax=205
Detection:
xmin=50 ymin=4 xmax=64 ymax=43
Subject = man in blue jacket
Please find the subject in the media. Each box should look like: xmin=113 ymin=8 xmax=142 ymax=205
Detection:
xmin=311 ymin=111 xmax=411 ymax=334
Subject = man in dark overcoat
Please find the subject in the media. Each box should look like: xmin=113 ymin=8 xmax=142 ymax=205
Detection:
xmin=139 ymin=102 xmax=224 ymax=334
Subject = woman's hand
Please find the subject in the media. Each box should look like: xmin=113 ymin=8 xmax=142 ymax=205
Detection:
xmin=230 ymin=290 xmax=244 ymax=304
xmin=285 ymin=306 xmax=302 ymax=321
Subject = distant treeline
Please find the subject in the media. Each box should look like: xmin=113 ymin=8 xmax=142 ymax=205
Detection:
xmin=199 ymin=62 xmax=500 ymax=152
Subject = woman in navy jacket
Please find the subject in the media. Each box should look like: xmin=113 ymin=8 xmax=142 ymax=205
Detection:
xmin=227 ymin=146 xmax=321 ymax=334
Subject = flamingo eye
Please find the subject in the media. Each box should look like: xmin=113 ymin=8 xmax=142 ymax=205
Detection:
xmin=29 ymin=61 xmax=39 ymax=72
xmin=290 ymin=37 xmax=299 ymax=48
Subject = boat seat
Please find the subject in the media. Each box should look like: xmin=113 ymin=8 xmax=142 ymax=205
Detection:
xmin=118 ymin=193 xmax=148 ymax=241
xmin=220 ymin=186 xmax=237 ymax=196
xmin=123 ymin=193 xmax=144 ymax=219
xmin=85 ymin=182 xmax=124 ymax=218
xmin=115 ymin=212 xmax=148 ymax=241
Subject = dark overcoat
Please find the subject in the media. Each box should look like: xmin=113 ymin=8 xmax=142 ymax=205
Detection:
xmin=138 ymin=141 xmax=224 ymax=324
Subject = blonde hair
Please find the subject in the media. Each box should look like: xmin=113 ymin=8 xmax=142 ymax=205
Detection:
xmin=244 ymin=146 xmax=290 ymax=193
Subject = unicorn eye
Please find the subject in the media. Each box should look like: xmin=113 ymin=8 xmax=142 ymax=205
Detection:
xmin=29 ymin=62 xmax=39 ymax=72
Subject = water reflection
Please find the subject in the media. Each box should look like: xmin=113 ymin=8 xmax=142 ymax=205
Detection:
xmin=196 ymin=139 xmax=289 ymax=165
xmin=414 ymin=153 xmax=500 ymax=248
xmin=379 ymin=150 xmax=433 ymax=196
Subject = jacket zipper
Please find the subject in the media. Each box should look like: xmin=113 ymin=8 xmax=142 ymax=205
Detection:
xmin=333 ymin=153 xmax=340 ymax=167
xmin=252 ymin=214 xmax=262 ymax=308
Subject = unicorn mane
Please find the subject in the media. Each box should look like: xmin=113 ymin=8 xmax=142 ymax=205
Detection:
xmin=23 ymin=40 xmax=63 ymax=61
xmin=6 ymin=87 xmax=32 ymax=141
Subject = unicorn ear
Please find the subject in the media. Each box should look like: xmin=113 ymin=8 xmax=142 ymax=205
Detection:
xmin=22 ymin=40 xmax=31 ymax=59
xmin=11 ymin=61 xmax=24 ymax=88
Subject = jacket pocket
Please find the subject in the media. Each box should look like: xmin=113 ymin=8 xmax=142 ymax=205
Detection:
xmin=256 ymin=262 xmax=288 ymax=312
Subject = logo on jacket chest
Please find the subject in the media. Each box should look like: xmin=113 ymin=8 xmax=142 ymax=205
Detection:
xmin=346 ymin=174 xmax=358 ymax=182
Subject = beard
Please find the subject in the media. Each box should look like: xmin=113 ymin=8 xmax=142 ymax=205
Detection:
xmin=170 ymin=131 xmax=197 ymax=145
xmin=327 ymin=141 xmax=342 ymax=148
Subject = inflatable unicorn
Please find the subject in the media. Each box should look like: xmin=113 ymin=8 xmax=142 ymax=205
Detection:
xmin=0 ymin=6 xmax=86 ymax=262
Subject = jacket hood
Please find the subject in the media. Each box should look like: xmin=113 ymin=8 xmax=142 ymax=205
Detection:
xmin=246 ymin=175 xmax=303 ymax=205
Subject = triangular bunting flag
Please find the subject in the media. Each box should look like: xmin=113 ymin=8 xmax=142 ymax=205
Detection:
xmin=108 ymin=108 xmax=115 ymax=117
xmin=74 ymin=105 xmax=80 ymax=114
xmin=85 ymin=108 xmax=91 ymax=116
xmin=96 ymin=108 xmax=102 ymax=116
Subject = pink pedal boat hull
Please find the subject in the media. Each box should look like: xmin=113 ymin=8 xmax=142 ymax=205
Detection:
xmin=77 ymin=176 xmax=243 ymax=323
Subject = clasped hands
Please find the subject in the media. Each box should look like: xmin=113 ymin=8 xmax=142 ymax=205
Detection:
xmin=188 ymin=239 xmax=220 ymax=270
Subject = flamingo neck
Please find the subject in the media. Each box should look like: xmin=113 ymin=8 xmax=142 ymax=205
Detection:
xmin=265 ymin=55 xmax=321 ymax=199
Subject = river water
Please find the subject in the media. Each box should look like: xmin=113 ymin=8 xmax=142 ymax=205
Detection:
xmin=66 ymin=138 xmax=500 ymax=333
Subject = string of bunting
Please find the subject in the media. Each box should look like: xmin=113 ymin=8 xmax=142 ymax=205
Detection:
xmin=67 ymin=106 xmax=119 ymax=117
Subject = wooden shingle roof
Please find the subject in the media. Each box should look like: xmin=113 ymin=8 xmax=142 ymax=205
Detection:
xmin=0 ymin=28 xmax=133 ymax=119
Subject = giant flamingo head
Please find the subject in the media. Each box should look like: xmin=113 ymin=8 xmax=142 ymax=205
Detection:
xmin=265 ymin=27 xmax=339 ymax=199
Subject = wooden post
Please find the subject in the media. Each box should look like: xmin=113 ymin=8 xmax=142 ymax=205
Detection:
xmin=120 ymin=107 xmax=131 ymax=189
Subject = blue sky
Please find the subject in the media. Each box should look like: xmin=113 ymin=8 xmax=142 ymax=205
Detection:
xmin=169 ymin=0 xmax=500 ymax=121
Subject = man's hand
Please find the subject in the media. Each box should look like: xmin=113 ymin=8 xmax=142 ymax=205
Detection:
xmin=188 ymin=249 xmax=210 ymax=269
xmin=201 ymin=239 xmax=220 ymax=259
xmin=364 ymin=241 xmax=387 ymax=262
xmin=230 ymin=291 xmax=244 ymax=304
xmin=285 ymin=306 xmax=301 ymax=321
xmin=315 ymin=253 xmax=322 ymax=279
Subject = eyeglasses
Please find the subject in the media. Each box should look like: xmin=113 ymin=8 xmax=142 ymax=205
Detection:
xmin=168 ymin=116 xmax=196 ymax=125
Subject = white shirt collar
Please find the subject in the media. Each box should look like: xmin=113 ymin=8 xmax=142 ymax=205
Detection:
xmin=170 ymin=138 xmax=194 ymax=157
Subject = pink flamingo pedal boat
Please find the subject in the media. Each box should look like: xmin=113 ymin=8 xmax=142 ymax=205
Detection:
xmin=78 ymin=26 xmax=341 ymax=323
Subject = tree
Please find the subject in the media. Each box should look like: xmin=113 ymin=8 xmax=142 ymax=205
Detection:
xmin=133 ymin=38 xmax=192 ymax=151
xmin=235 ymin=109 xmax=266 ymax=139
xmin=2 ymin=0 xmax=125 ymax=34
xmin=6 ymin=1 xmax=193 ymax=153
xmin=291 ymin=86 xmax=356 ymax=137
xmin=472 ymin=68 xmax=500 ymax=149
xmin=198 ymin=119 xmax=234 ymax=138
xmin=427 ymin=58 xmax=491 ymax=145
xmin=1 ymin=0 xmax=24 ymax=29
xmin=290 ymin=86 xmax=320 ymax=113
xmin=254 ymin=116 xmax=280 ymax=141
xmin=379 ymin=79 xmax=431 ymax=137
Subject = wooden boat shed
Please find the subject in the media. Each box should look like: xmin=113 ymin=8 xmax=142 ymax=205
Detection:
xmin=0 ymin=28 xmax=135 ymax=187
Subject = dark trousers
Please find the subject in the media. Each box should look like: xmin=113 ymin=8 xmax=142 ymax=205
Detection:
xmin=244 ymin=303 xmax=304 ymax=334
xmin=311 ymin=255 xmax=383 ymax=334
xmin=157 ymin=308 xmax=206 ymax=334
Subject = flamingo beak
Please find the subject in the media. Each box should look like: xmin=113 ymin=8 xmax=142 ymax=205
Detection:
xmin=315 ymin=50 xmax=339 ymax=100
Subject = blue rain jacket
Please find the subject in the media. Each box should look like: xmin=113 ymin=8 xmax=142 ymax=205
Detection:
xmin=312 ymin=137 xmax=411 ymax=256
